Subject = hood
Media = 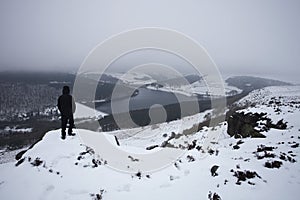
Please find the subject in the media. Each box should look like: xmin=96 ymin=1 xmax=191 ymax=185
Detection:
xmin=62 ymin=86 xmax=70 ymax=95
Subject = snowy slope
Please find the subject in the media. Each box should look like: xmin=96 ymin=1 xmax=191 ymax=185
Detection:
xmin=74 ymin=102 xmax=107 ymax=119
xmin=109 ymin=71 xmax=242 ymax=97
xmin=108 ymin=72 xmax=156 ymax=85
xmin=147 ymin=80 xmax=242 ymax=97
xmin=0 ymin=86 xmax=300 ymax=200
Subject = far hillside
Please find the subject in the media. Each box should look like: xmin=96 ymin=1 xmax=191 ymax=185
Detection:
xmin=226 ymin=76 xmax=292 ymax=91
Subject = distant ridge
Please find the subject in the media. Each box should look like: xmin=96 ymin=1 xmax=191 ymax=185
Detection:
xmin=226 ymin=76 xmax=292 ymax=91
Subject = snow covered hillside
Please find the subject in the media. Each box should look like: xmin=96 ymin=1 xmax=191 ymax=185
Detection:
xmin=0 ymin=86 xmax=300 ymax=200
xmin=147 ymin=80 xmax=242 ymax=97
xmin=108 ymin=71 xmax=242 ymax=97
xmin=74 ymin=102 xmax=107 ymax=120
xmin=108 ymin=72 xmax=156 ymax=85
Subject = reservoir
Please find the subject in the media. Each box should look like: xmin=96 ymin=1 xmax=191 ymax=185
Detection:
xmin=96 ymin=87 xmax=201 ymax=114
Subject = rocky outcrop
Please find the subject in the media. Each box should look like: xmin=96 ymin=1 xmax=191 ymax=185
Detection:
xmin=227 ymin=111 xmax=287 ymax=138
xmin=227 ymin=112 xmax=266 ymax=138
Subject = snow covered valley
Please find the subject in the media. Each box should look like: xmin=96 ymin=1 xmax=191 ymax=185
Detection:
xmin=0 ymin=85 xmax=300 ymax=200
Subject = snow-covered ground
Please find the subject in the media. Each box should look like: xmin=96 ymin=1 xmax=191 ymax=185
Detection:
xmin=0 ymin=86 xmax=300 ymax=199
xmin=0 ymin=102 xmax=106 ymax=166
xmin=109 ymin=71 xmax=242 ymax=97
xmin=108 ymin=72 xmax=156 ymax=86
xmin=74 ymin=102 xmax=107 ymax=120
xmin=147 ymin=80 xmax=242 ymax=97
xmin=1 ymin=126 xmax=32 ymax=133
xmin=0 ymin=146 xmax=30 ymax=164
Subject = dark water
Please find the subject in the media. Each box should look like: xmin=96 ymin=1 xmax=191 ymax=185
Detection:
xmin=96 ymin=88 xmax=197 ymax=114
xmin=96 ymin=88 xmax=213 ymax=129
xmin=96 ymin=87 xmax=248 ymax=130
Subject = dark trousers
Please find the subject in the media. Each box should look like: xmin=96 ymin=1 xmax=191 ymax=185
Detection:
xmin=61 ymin=115 xmax=74 ymax=136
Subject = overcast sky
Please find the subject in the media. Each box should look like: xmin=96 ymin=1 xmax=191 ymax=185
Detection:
xmin=0 ymin=0 xmax=299 ymax=83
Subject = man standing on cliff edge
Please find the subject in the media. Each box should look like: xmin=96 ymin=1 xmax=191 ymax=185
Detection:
xmin=57 ymin=86 xmax=76 ymax=140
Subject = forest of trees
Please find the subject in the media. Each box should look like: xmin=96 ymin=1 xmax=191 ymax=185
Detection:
xmin=0 ymin=83 xmax=60 ymax=120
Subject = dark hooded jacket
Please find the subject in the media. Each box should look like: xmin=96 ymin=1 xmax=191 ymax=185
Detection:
xmin=57 ymin=86 xmax=76 ymax=116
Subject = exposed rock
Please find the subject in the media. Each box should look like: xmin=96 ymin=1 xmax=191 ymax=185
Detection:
xmin=232 ymin=170 xmax=261 ymax=185
xmin=146 ymin=145 xmax=159 ymax=150
xmin=255 ymin=152 xmax=276 ymax=160
xmin=272 ymin=119 xmax=287 ymax=130
xmin=208 ymin=149 xmax=215 ymax=155
xmin=31 ymin=157 xmax=43 ymax=167
xmin=128 ymin=155 xmax=139 ymax=162
xmin=210 ymin=165 xmax=219 ymax=177
xmin=15 ymin=157 xmax=25 ymax=167
xmin=90 ymin=189 xmax=105 ymax=200
xmin=264 ymin=160 xmax=282 ymax=169
xmin=160 ymin=132 xmax=181 ymax=148
xmin=135 ymin=171 xmax=142 ymax=179
xmin=79 ymin=146 xmax=95 ymax=156
xmin=187 ymin=140 xmax=197 ymax=150
xmin=114 ymin=136 xmax=120 ymax=146
xmin=15 ymin=150 xmax=27 ymax=160
xmin=256 ymin=145 xmax=276 ymax=152
xmin=227 ymin=111 xmax=288 ymax=138
xmin=208 ymin=191 xmax=222 ymax=200
xmin=291 ymin=143 xmax=299 ymax=148
xmin=232 ymin=140 xmax=244 ymax=150
xmin=227 ymin=112 xmax=267 ymax=138
xmin=236 ymin=140 xmax=244 ymax=145
xmin=224 ymin=179 xmax=228 ymax=185
xmin=248 ymin=181 xmax=255 ymax=185
xmin=92 ymin=159 xmax=102 ymax=168
xmin=187 ymin=155 xmax=195 ymax=162
xmin=279 ymin=153 xmax=296 ymax=163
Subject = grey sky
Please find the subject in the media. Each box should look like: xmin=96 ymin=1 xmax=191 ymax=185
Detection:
xmin=0 ymin=0 xmax=299 ymax=83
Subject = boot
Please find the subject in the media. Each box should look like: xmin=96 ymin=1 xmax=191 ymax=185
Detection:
xmin=61 ymin=130 xmax=66 ymax=140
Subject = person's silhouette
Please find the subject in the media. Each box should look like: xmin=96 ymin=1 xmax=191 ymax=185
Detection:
xmin=57 ymin=86 xmax=76 ymax=139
